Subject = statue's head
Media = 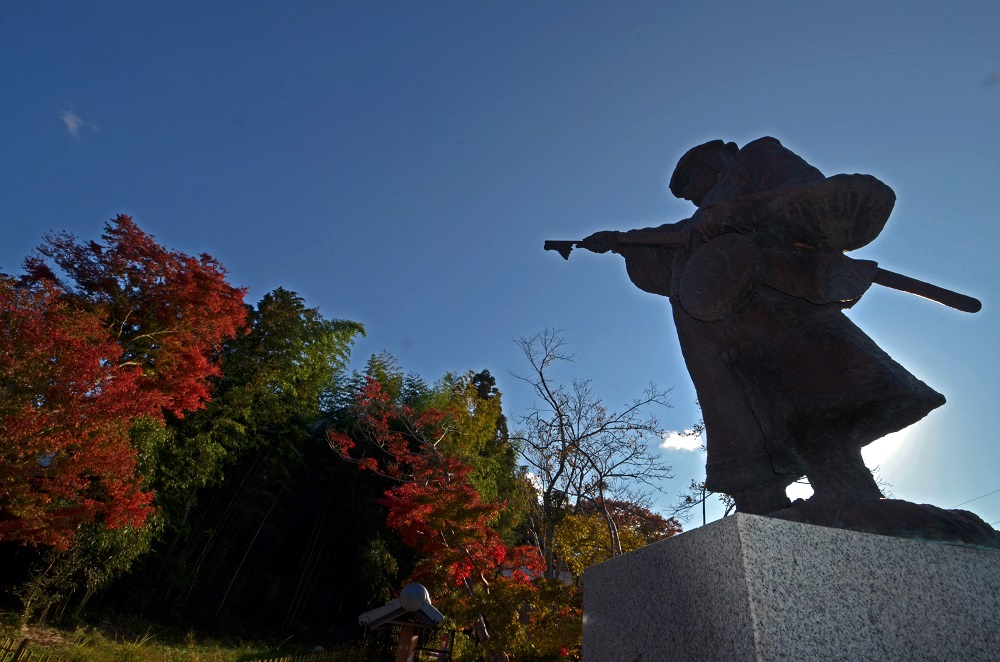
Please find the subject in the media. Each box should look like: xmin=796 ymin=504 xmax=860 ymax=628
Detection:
xmin=669 ymin=140 xmax=739 ymax=205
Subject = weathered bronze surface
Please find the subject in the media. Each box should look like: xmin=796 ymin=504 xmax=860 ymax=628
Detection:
xmin=548 ymin=137 xmax=996 ymax=546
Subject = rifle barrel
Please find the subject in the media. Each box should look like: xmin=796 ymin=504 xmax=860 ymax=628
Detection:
xmin=873 ymin=268 xmax=981 ymax=313
xmin=544 ymin=236 xmax=981 ymax=313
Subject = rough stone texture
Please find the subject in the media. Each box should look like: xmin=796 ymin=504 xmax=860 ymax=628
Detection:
xmin=583 ymin=514 xmax=1000 ymax=661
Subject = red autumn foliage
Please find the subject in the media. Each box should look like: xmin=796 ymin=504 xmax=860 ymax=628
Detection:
xmin=577 ymin=497 xmax=682 ymax=542
xmin=1 ymin=215 xmax=247 ymax=549
xmin=0 ymin=278 xmax=155 ymax=550
xmin=23 ymin=215 xmax=248 ymax=417
xmin=330 ymin=379 xmax=545 ymax=658
xmin=329 ymin=378 xmax=544 ymax=589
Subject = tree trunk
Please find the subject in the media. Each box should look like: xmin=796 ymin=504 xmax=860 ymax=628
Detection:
xmin=598 ymin=495 xmax=622 ymax=557
xmin=461 ymin=577 xmax=511 ymax=661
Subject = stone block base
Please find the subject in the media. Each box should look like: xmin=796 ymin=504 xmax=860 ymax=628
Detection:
xmin=583 ymin=513 xmax=1000 ymax=661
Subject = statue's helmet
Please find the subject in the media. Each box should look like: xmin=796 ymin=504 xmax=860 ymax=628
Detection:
xmin=669 ymin=140 xmax=738 ymax=205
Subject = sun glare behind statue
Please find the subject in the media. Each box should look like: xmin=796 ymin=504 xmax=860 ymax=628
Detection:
xmin=784 ymin=429 xmax=909 ymax=502
xmin=861 ymin=428 xmax=909 ymax=475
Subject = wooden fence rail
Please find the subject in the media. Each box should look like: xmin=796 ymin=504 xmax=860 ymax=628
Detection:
xmin=0 ymin=638 xmax=66 ymax=662
xmin=0 ymin=638 xmax=27 ymax=662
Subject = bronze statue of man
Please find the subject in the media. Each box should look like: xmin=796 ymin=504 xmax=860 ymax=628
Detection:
xmin=567 ymin=137 xmax=949 ymax=515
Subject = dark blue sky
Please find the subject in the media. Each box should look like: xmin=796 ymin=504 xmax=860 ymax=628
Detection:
xmin=2 ymin=1 xmax=998 ymax=526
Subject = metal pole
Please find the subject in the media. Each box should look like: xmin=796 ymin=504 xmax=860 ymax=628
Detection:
xmin=702 ymin=485 xmax=706 ymax=527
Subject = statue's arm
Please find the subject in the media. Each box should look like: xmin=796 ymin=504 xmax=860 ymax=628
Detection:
xmin=574 ymin=221 xmax=690 ymax=298
xmin=618 ymin=220 xmax=690 ymax=297
xmin=621 ymin=245 xmax=675 ymax=297
xmin=579 ymin=220 xmax=691 ymax=253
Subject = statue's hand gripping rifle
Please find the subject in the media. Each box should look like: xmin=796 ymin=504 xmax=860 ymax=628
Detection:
xmin=544 ymin=233 xmax=982 ymax=314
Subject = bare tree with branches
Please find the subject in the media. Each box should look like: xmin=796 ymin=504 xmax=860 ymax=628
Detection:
xmin=510 ymin=329 xmax=674 ymax=578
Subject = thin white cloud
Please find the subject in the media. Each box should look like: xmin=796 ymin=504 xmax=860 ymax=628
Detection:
xmin=62 ymin=110 xmax=84 ymax=137
xmin=659 ymin=429 xmax=703 ymax=452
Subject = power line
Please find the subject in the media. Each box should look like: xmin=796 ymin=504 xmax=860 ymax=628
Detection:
xmin=951 ymin=488 xmax=1000 ymax=509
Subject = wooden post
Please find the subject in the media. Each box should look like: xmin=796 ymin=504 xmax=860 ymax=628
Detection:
xmin=12 ymin=638 xmax=29 ymax=661
xmin=395 ymin=624 xmax=421 ymax=662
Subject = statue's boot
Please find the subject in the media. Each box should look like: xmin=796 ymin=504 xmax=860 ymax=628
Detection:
xmin=732 ymin=478 xmax=795 ymax=515
xmin=771 ymin=443 xmax=1000 ymax=549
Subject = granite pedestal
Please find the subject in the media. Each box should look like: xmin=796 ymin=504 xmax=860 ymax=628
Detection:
xmin=583 ymin=513 xmax=1000 ymax=661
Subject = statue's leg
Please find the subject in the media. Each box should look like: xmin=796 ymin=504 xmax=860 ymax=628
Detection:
xmin=730 ymin=478 xmax=796 ymax=515
xmin=705 ymin=437 xmax=799 ymax=515
xmin=701 ymin=398 xmax=802 ymax=515
xmin=801 ymin=443 xmax=882 ymax=502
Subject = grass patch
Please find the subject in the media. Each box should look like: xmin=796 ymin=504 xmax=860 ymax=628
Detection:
xmin=0 ymin=612 xmax=266 ymax=661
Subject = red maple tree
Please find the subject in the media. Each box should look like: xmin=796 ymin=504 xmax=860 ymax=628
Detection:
xmin=0 ymin=278 xmax=154 ymax=549
xmin=330 ymin=378 xmax=544 ymax=660
xmin=1 ymin=215 xmax=248 ymax=549
xmin=23 ymin=215 xmax=248 ymax=416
